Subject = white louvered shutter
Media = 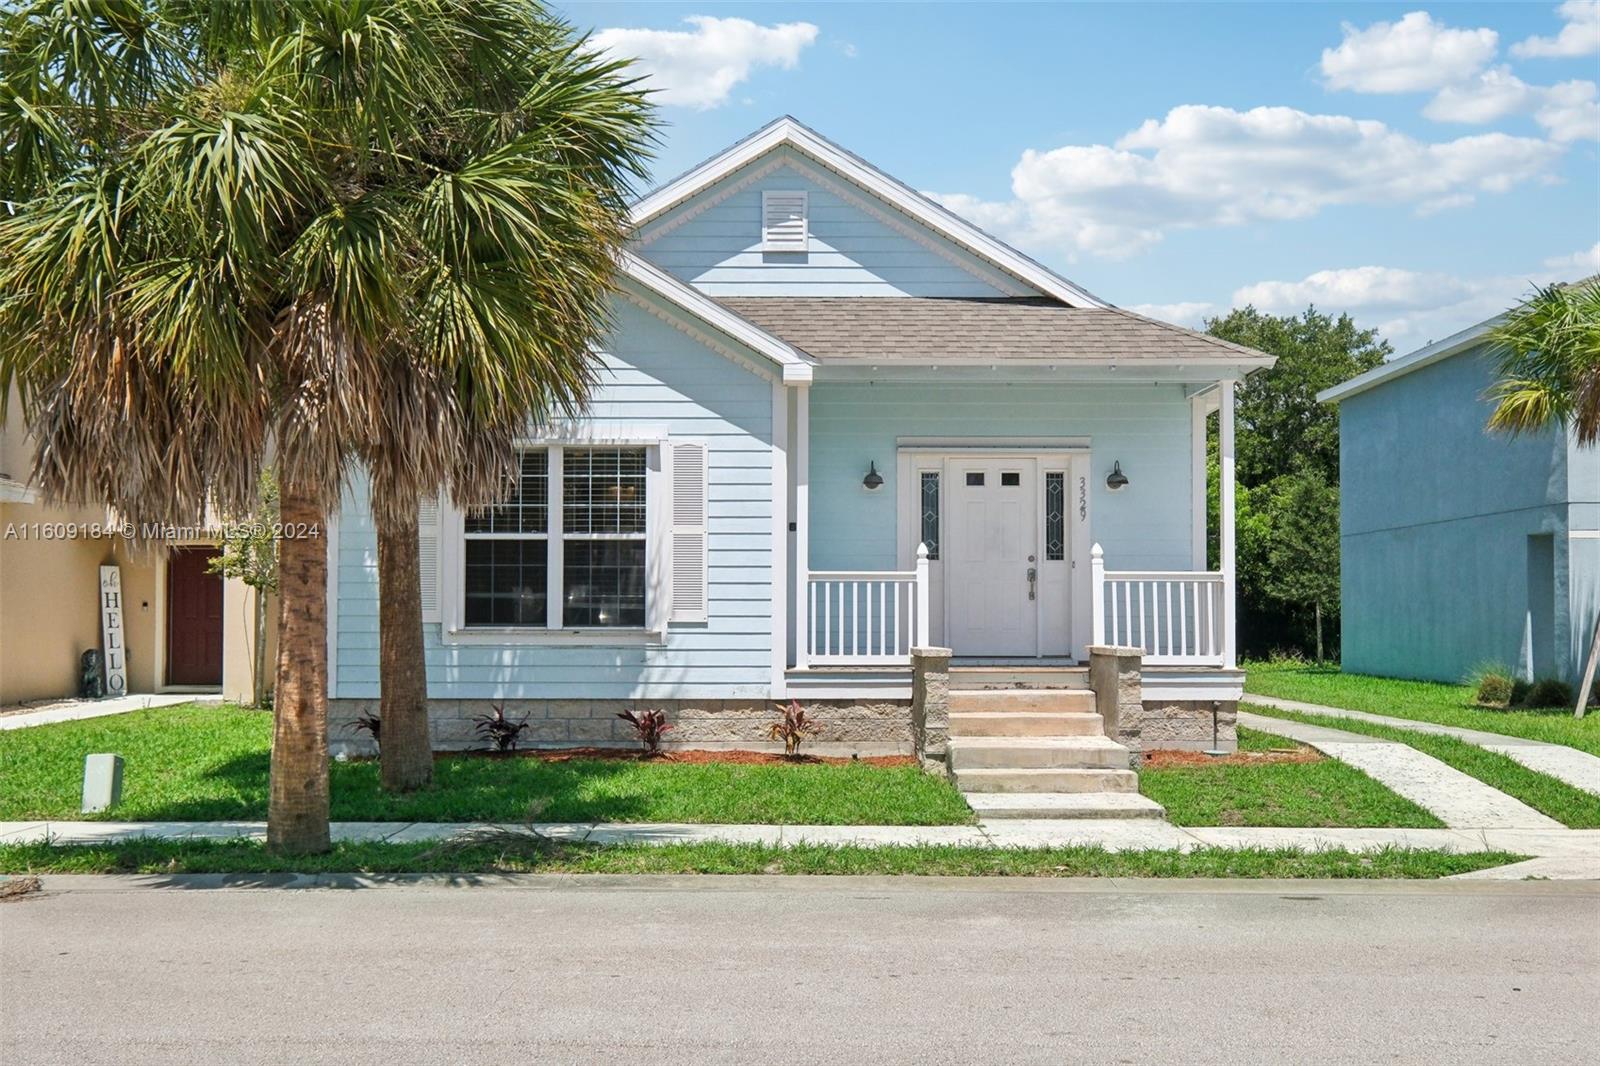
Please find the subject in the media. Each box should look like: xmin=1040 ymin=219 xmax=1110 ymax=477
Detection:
xmin=761 ymin=190 xmax=808 ymax=252
xmin=669 ymin=441 xmax=709 ymax=623
xmin=418 ymin=496 xmax=440 ymax=623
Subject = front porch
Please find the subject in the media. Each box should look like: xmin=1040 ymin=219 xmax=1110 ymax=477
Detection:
xmin=784 ymin=377 xmax=1245 ymax=688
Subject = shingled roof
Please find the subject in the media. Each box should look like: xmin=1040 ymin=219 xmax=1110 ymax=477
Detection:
xmin=713 ymin=297 xmax=1273 ymax=366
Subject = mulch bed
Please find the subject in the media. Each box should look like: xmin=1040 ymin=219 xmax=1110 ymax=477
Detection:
xmin=384 ymin=748 xmax=919 ymax=768
xmin=1142 ymin=745 xmax=1322 ymax=768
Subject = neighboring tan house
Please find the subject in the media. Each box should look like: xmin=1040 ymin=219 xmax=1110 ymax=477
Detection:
xmin=0 ymin=384 xmax=271 ymax=706
xmin=326 ymin=117 xmax=1275 ymax=807
xmin=1320 ymin=310 xmax=1599 ymax=691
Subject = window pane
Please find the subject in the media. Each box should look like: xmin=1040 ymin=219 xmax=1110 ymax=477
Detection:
xmin=919 ymin=471 xmax=940 ymax=561
xmin=1001 ymin=471 xmax=1021 ymax=487
xmin=464 ymin=539 xmax=547 ymax=626
xmin=563 ymin=540 xmax=646 ymax=627
xmin=564 ymin=448 xmax=647 ymax=534
xmin=465 ymin=451 xmax=548 ymax=534
xmin=1045 ymin=472 xmax=1065 ymax=561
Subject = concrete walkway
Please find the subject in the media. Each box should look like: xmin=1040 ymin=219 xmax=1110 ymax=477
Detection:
xmin=0 ymin=692 xmax=221 ymax=730
xmin=1248 ymin=694 xmax=1600 ymax=798
xmin=4 ymin=818 xmax=1599 ymax=867
xmin=1238 ymin=710 xmax=1565 ymax=830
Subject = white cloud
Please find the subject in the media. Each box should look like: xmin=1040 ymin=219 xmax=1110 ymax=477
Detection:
xmin=1544 ymin=241 xmax=1600 ymax=274
xmin=1423 ymin=67 xmax=1599 ymax=141
xmin=1321 ymin=12 xmax=1498 ymax=93
xmin=1424 ymin=66 xmax=1534 ymax=123
xmin=1512 ymin=0 xmax=1600 ymax=59
xmin=1227 ymin=255 xmax=1595 ymax=350
xmin=590 ymin=16 xmax=818 ymax=110
xmin=929 ymin=105 xmax=1561 ymax=259
xmin=1125 ymin=302 xmax=1216 ymax=329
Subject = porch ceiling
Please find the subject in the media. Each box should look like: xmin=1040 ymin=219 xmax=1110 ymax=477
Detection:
xmin=715 ymin=297 xmax=1275 ymax=369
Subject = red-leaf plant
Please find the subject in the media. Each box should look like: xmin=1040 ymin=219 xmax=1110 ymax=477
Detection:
xmin=617 ymin=709 xmax=673 ymax=756
xmin=768 ymin=699 xmax=823 ymax=758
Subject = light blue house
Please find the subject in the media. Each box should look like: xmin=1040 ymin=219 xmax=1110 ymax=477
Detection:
xmin=1321 ymin=312 xmax=1599 ymax=692
xmin=326 ymin=118 xmax=1274 ymax=774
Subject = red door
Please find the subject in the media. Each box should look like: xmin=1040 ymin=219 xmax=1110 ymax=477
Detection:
xmin=167 ymin=547 xmax=224 ymax=686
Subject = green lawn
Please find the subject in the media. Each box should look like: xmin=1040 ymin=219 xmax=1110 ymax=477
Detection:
xmin=0 ymin=704 xmax=973 ymax=826
xmin=1138 ymin=727 xmax=1444 ymax=828
xmin=0 ymin=838 xmax=1523 ymax=879
xmin=1244 ymin=702 xmax=1600 ymax=829
xmin=1244 ymin=660 xmax=1600 ymax=756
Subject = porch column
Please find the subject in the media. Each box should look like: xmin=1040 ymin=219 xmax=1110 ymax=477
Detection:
xmin=1219 ymin=378 xmax=1237 ymax=668
xmin=793 ymin=383 xmax=810 ymax=670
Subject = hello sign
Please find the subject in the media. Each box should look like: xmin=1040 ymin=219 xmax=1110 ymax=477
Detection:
xmin=99 ymin=566 xmax=127 ymax=697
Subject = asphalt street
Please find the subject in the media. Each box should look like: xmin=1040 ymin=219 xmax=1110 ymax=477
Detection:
xmin=3 ymin=874 xmax=1597 ymax=1064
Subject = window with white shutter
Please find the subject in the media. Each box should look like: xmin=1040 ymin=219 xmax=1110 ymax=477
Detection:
xmin=669 ymin=440 xmax=709 ymax=623
xmin=418 ymin=495 xmax=440 ymax=622
xmin=760 ymin=190 xmax=808 ymax=252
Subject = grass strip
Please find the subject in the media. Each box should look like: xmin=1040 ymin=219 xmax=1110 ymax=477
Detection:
xmin=1140 ymin=726 xmax=1443 ymax=829
xmin=0 ymin=838 xmax=1522 ymax=879
xmin=0 ymin=704 xmax=973 ymax=826
xmin=1244 ymin=661 xmax=1600 ymax=756
xmin=1244 ymin=702 xmax=1600 ymax=829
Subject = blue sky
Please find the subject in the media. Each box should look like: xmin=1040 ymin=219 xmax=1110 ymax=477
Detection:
xmin=563 ymin=1 xmax=1600 ymax=353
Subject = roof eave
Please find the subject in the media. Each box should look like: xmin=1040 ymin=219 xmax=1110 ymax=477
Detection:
xmin=1317 ymin=317 xmax=1500 ymax=404
xmin=618 ymin=252 xmax=815 ymax=384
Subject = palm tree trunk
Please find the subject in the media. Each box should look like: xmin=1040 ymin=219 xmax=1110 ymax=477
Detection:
xmin=267 ymin=480 xmax=331 ymax=855
xmin=377 ymin=513 xmax=433 ymax=791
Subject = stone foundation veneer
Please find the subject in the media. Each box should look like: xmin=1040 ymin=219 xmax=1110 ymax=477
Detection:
xmin=328 ymin=697 xmax=914 ymax=757
xmin=910 ymin=646 xmax=952 ymax=771
xmin=1088 ymin=644 xmax=1238 ymax=755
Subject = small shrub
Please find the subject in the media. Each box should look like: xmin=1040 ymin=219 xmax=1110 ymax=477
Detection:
xmin=1522 ymin=678 xmax=1574 ymax=709
xmin=473 ymin=703 xmax=531 ymax=752
xmin=1510 ymin=678 xmax=1533 ymax=706
xmin=1473 ymin=671 xmax=1514 ymax=709
xmin=346 ymin=712 xmax=382 ymax=747
xmin=617 ymin=709 xmax=673 ymax=755
xmin=768 ymin=699 xmax=823 ymax=758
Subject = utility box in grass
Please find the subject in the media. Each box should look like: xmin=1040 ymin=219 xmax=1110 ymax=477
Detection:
xmin=82 ymin=754 xmax=124 ymax=813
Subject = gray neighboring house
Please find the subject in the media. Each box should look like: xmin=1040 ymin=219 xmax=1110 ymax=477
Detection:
xmin=1320 ymin=311 xmax=1599 ymax=690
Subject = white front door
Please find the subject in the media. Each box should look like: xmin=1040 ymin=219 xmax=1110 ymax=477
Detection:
xmin=945 ymin=458 xmax=1038 ymax=656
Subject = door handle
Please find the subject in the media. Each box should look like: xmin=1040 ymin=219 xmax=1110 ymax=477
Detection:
xmin=1027 ymin=566 xmax=1037 ymax=601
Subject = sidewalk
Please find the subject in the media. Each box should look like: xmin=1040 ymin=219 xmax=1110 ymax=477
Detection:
xmin=1247 ymin=694 xmax=1600 ymax=797
xmin=1239 ymin=710 xmax=1564 ymax=830
xmin=5 ymin=818 xmax=1600 ymax=870
xmin=0 ymin=693 xmax=221 ymax=731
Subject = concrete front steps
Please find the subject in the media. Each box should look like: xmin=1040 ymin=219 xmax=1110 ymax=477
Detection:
xmin=947 ymin=687 xmax=1164 ymax=821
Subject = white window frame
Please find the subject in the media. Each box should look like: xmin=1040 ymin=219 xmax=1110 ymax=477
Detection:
xmin=438 ymin=429 xmax=669 ymax=645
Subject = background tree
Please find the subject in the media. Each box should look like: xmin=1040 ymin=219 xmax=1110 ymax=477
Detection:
xmin=1205 ymin=307 xmax=1389 ymax=658
xmin=208 ymin=469 xmax=279 ymax=709
xmin=1259 ymin=467 xmax=1341 ymax=662
xmin=0 ymin=1 xmax=652 ymax=850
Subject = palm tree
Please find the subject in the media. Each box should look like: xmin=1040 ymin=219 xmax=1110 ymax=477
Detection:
xmin=0 ymin=1 xmax=653 ymax=850
xmin=1487 ymin=278 xmax=1600 ymax=446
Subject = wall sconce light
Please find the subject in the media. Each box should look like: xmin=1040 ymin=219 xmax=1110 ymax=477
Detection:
xmin=862 ymin=461 xmax=884 ymax=491
xmin=1105 ymin=461 xmax=1130 ymax=491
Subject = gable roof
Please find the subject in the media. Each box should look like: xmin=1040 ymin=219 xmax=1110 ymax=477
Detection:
xmin=617 ymin=252 xmax=814 ymax=383
xmin=715 ymin=297 xmax=1275 ymax=368
xmin=629 ymin=116 xmax=1108 ymax=310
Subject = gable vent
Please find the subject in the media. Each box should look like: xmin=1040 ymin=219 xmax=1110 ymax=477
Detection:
xmin=761 ymin=190 xmax=808 ymax=252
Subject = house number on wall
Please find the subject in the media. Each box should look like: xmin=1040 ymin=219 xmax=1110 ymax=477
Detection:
xmin=1077 ymin=477 xmax=1087 ymax=520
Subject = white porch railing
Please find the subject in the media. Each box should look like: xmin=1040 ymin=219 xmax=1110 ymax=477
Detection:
xmin=1090 ymin=544 xmax=1230 ymax=666
xmin=805 ymin=545 xmax=930 ymax=666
